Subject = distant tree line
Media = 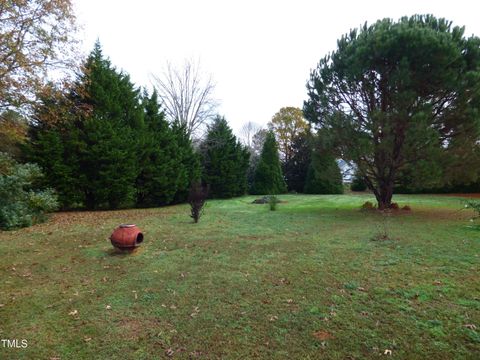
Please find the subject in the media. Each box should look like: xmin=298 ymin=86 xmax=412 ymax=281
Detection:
xmin=242 ymin=107 xmax=344 ymax=195
xmin=4 ymin=4 xmax=480 ymax=229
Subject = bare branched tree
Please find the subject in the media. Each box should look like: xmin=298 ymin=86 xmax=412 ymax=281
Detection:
xmin=151 ymin=60 xmax=218 ymax=139
xmin=239 ymin=121 xmax=261 ymax=148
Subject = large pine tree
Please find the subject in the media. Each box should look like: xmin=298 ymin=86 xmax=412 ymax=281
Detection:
xmin=200 ymin=116 xmax=250 ymax=198
xmin=251 ymin=131 xmax=287 ymax=195
xmin=70 ymin=42 xmax=142 ymax=209
xmin=29 ymin=42 xmax=202 ymax=209
xmin=136 ymin=90 xmax=182 ymax=207
xmin=30 ymin=43 xmax=142 ymax=209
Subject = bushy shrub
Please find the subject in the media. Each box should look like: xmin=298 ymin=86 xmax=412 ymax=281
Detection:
xmin=465 ymin=200 xmax=480 ymax=220
xmin=188 ymin=182 xmax=209 ymax=223
xmin=268 ymin=195 xmax=279 ymax=211
xmin=303 ymin=150 xmax=343 ymax=194
xmin=0 ymin=153 xmax=58 ymax=230
xmin=251 ymin=131 xmax=287 ymax=195
xmin=350 ymin=173 xmax=367 ymax=192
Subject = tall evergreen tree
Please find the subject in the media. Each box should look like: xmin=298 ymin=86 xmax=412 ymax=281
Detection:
xmin=200 ymin=116 xmax=250 ymax=198
xmin=29 ymin=43 xmax=202 ymax=209
xmin=304 ymin=140 xmax=343 ymax=194
xmin=30 ymin=42 xmax=143 ymax=209
xmin=136 ymin=90 xmax=182 ymax=207
xmin=71 ymin=42 xmax=143 ymax=209
xmin=283 ymin=131 xmax=312 ymax=192
xmin=171 ymin=121 xmax=202 ymax=203
xmin=251 ymin=131 xmax=287 ymax=195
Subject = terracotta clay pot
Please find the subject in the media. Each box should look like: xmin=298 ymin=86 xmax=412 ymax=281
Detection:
xmin=110 ymin=224 xmax=144 ymax=250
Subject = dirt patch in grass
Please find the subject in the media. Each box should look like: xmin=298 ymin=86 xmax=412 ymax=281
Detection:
xmin=313 ymin=330 xmax=335 ymax=341
xmin=116 ymin=318 xmax=164 ymax=340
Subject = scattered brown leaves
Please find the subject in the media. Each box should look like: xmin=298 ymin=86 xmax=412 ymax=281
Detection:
xmin=165 ymin=348 xmax=175 ymax=357
xmin=313 ymin=330 xmax=334 ymax=341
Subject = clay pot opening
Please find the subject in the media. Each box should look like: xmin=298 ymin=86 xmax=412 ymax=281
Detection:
xmin=136 ymin=233 xmax=144 ymax=244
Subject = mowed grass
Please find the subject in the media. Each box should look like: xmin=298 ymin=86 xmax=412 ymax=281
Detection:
xmin=0 ymin=194 xmax=479 ymax=359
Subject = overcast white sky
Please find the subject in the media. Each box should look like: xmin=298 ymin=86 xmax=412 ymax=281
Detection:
xmin=73 ymin=0 xmax=480 ymax=135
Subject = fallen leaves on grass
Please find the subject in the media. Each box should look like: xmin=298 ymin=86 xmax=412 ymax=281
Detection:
xmin=464 ymin=324 xmax=477 ymax=330
xmin=279 ymin=278 xmax=290 ymax=285
xmin=190 ymin=306 xmax=200 ymax=318
xmin=313 ymin=330 xmax=334 ymax=341
xmin=269 ymin=315 xmax=278 ymax=321
xmin=84 ymin=337 xmax=92 ymax=342
xmin=165 ymin=348 xmax=175 ymax=357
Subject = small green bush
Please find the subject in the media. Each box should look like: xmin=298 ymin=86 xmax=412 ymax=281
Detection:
xmin=350 ymin=173 xmax=367 ymax=192
xmin=188 ymin=182 xmax=208 ymax=223
xmin=465 ymin=200 xmax=480 ymax=221
xmin=0 ymin=153 xmax=58 ymax=230
xmin=268 ymin=195 xmax=279 ymax=211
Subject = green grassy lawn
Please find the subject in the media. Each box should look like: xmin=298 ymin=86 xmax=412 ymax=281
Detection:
xmin=1 ymin=194 xmax=479 ymax=359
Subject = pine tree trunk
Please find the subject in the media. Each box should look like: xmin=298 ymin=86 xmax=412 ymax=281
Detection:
xmin=85 ymin=192 xmax=96 ymax=210
xmin=375 ymin=181 xmax=393 ymax=210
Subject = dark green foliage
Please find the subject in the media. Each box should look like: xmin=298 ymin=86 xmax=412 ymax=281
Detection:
xmin=136 ymin=90 xmax=182 ymax=207
xmin=73 ymin=42 xmax=142 ymax=209
xmin=188 ymin=182 xmax=209 ymax=223
xmin=246 ymin=128 xmax=268 ymax=190
xmin=283 ymin=132 xmax=312 ymax=192
xmin=28 ymin=42 xmax=200 ymax=209
xmin=304 ymin=150 xmax=343 ymax=194
xmin=350 ymin=171 xmax=367 ymax=192
xmin=268 ymin=195 xmax=279 ymax=211
xmin=251 ymin=131 xmax=287 ymax=195
xmin=27 ymin=126 xmax=83 ymax=208
xmin=200 ymin=116 xmax=250 ymax=198
xmin=304 ymin=15 xmax=480 ymax=208
xmin=0 ymin=153 xmax=58 ymax=230
xmin=170 ymin=121 xmax=202 ymax=203
xmin=29 ymin=42 xmax=141 ymax=209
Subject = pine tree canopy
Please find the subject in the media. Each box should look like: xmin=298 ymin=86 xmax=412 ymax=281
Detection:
xmin=251 ymin=131 xmax=287 ymax=195
xmin=200 ymin=116 xmax=250 ymax=198
xmin=304 ymin=15 xmax=480 ymax=209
